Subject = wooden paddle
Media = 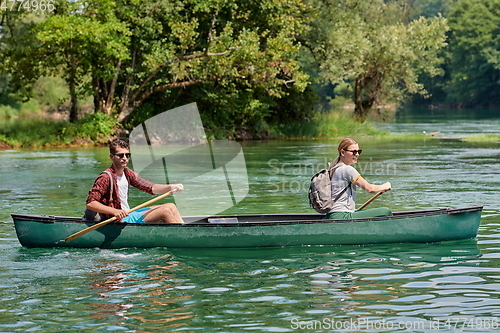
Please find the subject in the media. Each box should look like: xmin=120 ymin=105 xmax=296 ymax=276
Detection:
xmin=355 ymin=190 xmax=389 ymax=211
xmin=65 ymin=189 xmax=178 ymax=243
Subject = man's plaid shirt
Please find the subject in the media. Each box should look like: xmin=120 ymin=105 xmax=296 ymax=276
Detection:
xmin=86 ymin=165 xmax=155 ymax=210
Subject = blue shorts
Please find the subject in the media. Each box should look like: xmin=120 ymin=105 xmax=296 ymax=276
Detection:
xmin=122 ymin=208 xmax=151 ymax=223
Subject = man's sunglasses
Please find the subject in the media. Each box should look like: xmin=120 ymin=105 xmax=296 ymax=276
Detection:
xmin=114 ymin=153 xmax=131 ymax=159
xmin=344 ymin=149 xmax=362 ymax=155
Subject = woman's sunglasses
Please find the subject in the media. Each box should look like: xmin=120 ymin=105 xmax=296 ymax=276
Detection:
xmin=344 ymin=149 xmax=362 ymax=155
xmin=114 ymin=153 xmax=131 ymax=159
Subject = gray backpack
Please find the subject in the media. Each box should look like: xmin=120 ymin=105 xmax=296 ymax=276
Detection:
xmin=308 ymin=165 xmax=350 ymax=213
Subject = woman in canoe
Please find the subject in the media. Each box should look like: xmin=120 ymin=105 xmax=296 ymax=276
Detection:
xmin=324 ymin=137 xmax=392 ymax=219
xmin=85 ymin=139 xmax=184 ymax=224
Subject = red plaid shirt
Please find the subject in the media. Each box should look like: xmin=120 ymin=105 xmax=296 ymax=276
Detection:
xmin=86 ymin=165 xmax=155 ymax=209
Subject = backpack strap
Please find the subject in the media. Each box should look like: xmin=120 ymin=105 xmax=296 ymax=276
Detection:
xmin=102 ymin=170 xmax=113 ymax=205
xmin=82 ymin=170 xmax=114 ymax=222
xmin=332 ymin=183 xmax=350 ymax=203
xmin=327 ymin=162 xmax=336 ymax=179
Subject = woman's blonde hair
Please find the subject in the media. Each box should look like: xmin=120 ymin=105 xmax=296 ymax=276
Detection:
xmin=332 ymin=137 xmax=358 ymax=166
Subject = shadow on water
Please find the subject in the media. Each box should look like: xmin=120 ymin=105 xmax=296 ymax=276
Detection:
xmin=169 ymin=239 xmax=481 ymax=265
xmin=165 ymin=241 xmax=484 ymax=287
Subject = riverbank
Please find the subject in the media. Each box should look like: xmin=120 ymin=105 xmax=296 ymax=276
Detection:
xmin=0 ymin=111 xmax=383 ymax=148
xmin=1 ymin=110 xmax=499 ymax=149
xmin=0 ymin=113 xmax=121 ymax=149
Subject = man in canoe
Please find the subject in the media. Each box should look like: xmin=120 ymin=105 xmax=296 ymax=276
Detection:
xmin=85 ymin=139 xmax=184 ymax=223
xmin=324 ymin=137 xmax=392 ymax=219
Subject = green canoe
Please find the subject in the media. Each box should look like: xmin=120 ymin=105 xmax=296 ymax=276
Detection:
xmin=12 ymin=206 xmax=482 ymax=249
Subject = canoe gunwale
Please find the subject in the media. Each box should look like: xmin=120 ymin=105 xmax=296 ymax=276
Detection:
xmin=11 ymin=206 xmax=483 ymax=227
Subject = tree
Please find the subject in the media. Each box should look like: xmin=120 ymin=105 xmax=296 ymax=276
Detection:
xmin=2 ymin=0 xmax=311 ymax=128
xmin=304 ymin=0 xmax=449 ymax=120
xmin=109 ymin=0 xmax=310 ymax=123
xmin=445 ymin=0 xmax=500 ymax=106
xmin=38 ymin=0 xmax=311 ymax=124
xmin=34 ymin=0 xmax=130 ymax=122
xmin=0 ymin=12 xmax=45 ymax=104
xmin=0 ymin=1 xmax=130 ymax=122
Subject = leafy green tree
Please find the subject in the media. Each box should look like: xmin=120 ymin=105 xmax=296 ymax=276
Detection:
xmin=0 ymin=1 xmax=130 ymax=122
xmin=0 ymin=12 xmax=45 ymax=104
xmin=304 ymin=0 xmax=448 ymax=120
xmin=34 ymin=0 xmax=130 ymax=122
xmin=445 ymin=0 xmax=500 ymax=106
xmin=3 ymin=0 xmax=311 ymax=130
xmin=110 ymin=0 xmax=310 ymax=124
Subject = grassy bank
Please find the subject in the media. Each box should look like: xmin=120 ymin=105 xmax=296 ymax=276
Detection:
xmin=0 ymin=111 xmax=444 ymax=149
xmin=268 ymin=111 xmax=438 ymax=141
xmin=0 ymin=113 xmax=119 ymax=148
xmin=269 ymin=112 xmax=389 ymax=139
xmin=461 ymin=134 xmax=500 ymax=143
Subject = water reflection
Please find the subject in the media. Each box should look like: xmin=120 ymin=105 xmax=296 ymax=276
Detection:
xmin=1 ymin=109 xmax=500 ymax=331
xmin=37 ymin=240 xmax=486 ymax=332
xmin=84 ymin=252 xmax=195 ymax=331
xmin=1 ymin=228 xmax=499 ymax=331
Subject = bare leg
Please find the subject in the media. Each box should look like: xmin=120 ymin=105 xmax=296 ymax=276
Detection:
xmin=142 ymin=203 xmax=184 ymax=224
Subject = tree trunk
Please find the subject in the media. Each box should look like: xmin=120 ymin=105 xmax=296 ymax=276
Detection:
xmin=68 ymin=55 xmax=79 ymax=123
xmin=353 ymin=70 xmax=381 ymax=121
xmin=103 ymin=59 xmax=121 ymax=116
xmin=117 ymin=103 xmax=135 ymax=123
xmin=91 ymin=60 xmax=121 ymax=116
xmin=353 ymin=76 xmax=368 ymax=121
xmin=68 ymin=80 xmax=78 ymax=122
xmin=93 ymin=76 xmax=100 ymax=115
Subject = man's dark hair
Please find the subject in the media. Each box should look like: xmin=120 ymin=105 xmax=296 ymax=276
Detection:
xmin=109 ymin=139 xmax=129 ymax=154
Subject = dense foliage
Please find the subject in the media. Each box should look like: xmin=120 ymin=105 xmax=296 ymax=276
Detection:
xmin=410 ymin=0 xmax=500 ymax=108
xmin=1 ymin=0 xmax=311 ymax=134
xmin=302 ymin=0 xmax=448 ymax=120
xmin=445 ymin=0 xmax=500 ymax=106
xmin=0 ymin=0 xmax=498 ymax=141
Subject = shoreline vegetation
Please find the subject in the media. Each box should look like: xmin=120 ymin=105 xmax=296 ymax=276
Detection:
xmin=1 ymin=109 xmax=499 ymax=150
xmin=2 ymin=0 xmax=499 ymax=150
xmin=1 ymin=0 xmax=499 ymax=151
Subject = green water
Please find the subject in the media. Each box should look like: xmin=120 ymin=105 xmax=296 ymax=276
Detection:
xmin=1 ymin=109 xmax=500 ymax=332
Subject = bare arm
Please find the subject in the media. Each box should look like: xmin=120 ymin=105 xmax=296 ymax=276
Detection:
xmin=86 ymin=201 xmax=128 ymax=219
xmin=354 ymin=176 xmax=391 ymax=193
xmin=152 ymin=183 xmax=184 ymax=195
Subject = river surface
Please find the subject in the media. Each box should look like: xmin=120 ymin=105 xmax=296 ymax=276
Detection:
xmin=1 ymin=108 xmax=500 ymax=332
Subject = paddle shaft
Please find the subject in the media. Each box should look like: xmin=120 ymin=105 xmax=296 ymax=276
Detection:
xmin=355 ymin=191 xmax=384 ymax=211
xmin=64 ymin=189 xmax=177 ymax=243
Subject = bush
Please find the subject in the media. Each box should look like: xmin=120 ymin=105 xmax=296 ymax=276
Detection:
xmin=0 ymin=105 xmax=19 ymax=119
xmin=0 ymin=112 xmax=119 ymax=147
xmin=75 ymin=113 xmax=118 ymax=141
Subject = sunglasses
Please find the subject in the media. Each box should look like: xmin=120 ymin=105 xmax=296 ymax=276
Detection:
xmin=344 ymin=149 xmax=362 ymax=155
xmin=114 ymin=153 xmax=131 ymax=159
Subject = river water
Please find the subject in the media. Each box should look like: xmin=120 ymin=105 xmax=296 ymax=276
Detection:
xmin=1 ymin=108 xmax=500 ymax=332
